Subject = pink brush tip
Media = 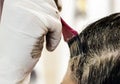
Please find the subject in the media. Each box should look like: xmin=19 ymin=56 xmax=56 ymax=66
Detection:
xmin=61 ymin=18 xmax=78 ymax=42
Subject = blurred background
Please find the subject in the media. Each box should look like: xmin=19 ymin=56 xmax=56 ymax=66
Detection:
xmin=30 ymin=0 xmax=120 ymax=84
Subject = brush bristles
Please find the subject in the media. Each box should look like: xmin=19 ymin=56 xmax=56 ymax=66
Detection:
xmin=68 ymin=35 xmax=83 ymax=58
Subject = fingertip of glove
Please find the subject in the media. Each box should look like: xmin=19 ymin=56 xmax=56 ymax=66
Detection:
xmin=46 ymin=36 xmax=61 ymax=52
xmin=46 ymin=46 xmax=56 ymax=51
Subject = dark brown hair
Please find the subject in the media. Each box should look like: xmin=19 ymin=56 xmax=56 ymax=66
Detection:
xmin=69 ymin=13 xmax=120 ymax=84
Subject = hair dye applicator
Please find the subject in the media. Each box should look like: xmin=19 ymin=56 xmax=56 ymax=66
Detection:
xmin=61 ymin=18 xmax=83 ymax=57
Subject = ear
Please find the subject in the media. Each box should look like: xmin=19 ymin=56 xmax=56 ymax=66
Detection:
xmin=54 ymin=0 xmax=62 ymax=11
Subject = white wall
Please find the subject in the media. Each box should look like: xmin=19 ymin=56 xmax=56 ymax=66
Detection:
xmin=86 ymin=0 xmax=110 ymax=21
xmin=114 ymin=0 xmax=120 ymax=13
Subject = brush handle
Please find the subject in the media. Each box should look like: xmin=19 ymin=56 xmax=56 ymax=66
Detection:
xmin=61 ymin=18 xmax=78 ymax=42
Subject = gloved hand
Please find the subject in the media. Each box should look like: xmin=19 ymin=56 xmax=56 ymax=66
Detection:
xmin=0 ymin=0 xmax=62 ymax=83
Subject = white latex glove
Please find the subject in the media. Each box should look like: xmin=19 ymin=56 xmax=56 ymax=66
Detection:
xmin=0 ymin=0 xmax=62 ymax=83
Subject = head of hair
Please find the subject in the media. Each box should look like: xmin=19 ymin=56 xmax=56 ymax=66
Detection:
xmin=68 ymin=13 xmax=120 ymax=84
